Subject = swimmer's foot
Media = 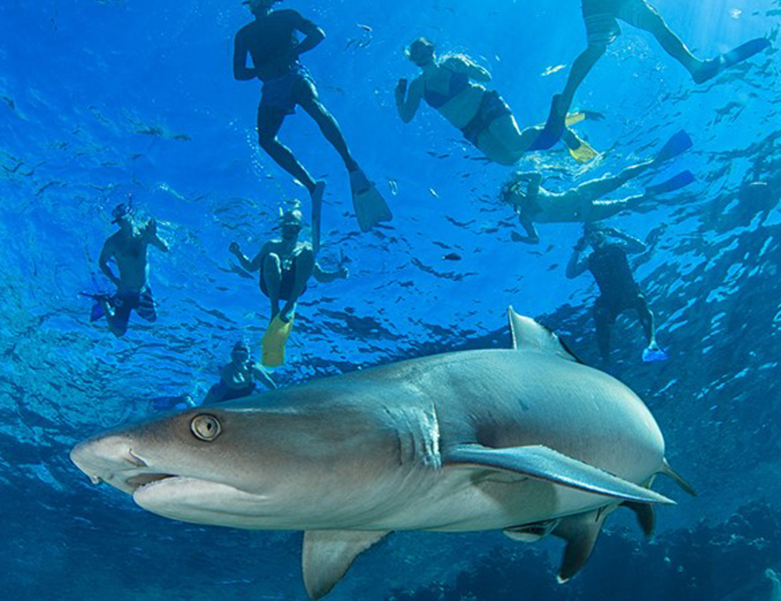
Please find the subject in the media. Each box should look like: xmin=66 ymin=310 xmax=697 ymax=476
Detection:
xmin=692 ymin=38 xmax=770 ymax=84
xmin=642 ymin=342 xmax=669 ymax=363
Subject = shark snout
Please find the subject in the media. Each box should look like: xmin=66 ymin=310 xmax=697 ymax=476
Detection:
xmin=71 ymin=434 xmax=155 ymax=494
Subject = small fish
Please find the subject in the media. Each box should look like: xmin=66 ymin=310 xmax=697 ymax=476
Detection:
xmin=443 ymin=253 xmax=462 ymax=261
xmin=542 ymin=64 xmax=567 ymax=77
xmin=388 ymin=179 xmax=398 ymax=196
xmin=357 ymin=23 xmax=373 ymax=32
xmin=429 ymin=188 xmax=439 ymax=199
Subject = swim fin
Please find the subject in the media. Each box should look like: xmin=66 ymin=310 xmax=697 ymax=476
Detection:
xmin=262 ymin=315 xmax=294 ymax=368
xmin=80 ymin=292 xmax=111 ymax=322
xmin=564 ymin=132 xmax=599 ymax=164
xmin=693 ymin=38 xmax=771 ymax=84
xmin=646 ymin=170 xmax=695 ymax=195
xmin=655 ymin=130 xmax=693 ymax=163
xmin=311 ymin=181 xmax=326 ymax=255
xmin=642 ymin=345 xmax=669 ymax=363
xmin=349 ymin=169 xmax=393 ymax=233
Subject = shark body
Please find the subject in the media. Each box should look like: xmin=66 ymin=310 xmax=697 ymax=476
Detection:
xmin=71 ymin=309 xmax=693 ymax=598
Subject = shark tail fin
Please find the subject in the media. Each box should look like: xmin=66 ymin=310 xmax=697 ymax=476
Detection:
xmin=659 ymin=459 xmax=697 ymax=497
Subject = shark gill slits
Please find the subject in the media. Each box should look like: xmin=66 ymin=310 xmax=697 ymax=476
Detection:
xmin=191 ymin=415 xmax=222 ymax=442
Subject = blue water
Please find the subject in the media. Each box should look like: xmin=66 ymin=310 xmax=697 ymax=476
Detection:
xmin=1 ymin=0 xmax=780 ymax=599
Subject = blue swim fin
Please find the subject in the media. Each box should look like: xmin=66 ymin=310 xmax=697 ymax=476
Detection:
xmin=655 ymin=130 xmax=693 ymax=163
xmin=646 ymin=171 xmax=695 ymax=196
xmin=642 ymin=345 xmax=669 ymax=363
xmin=693 ymin=38 xmax=771 ymax=84
xmin=81 ymin=292 xmax=110 ymax=322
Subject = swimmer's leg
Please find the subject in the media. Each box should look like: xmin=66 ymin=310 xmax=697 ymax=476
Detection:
xmin=635 ymin=294 xmax=657 ymax=347
xmin=258 ymin=106 xmax=318 ymax=194
xmin=105 ymin=299 xmax=131 ymax=338
xmin=481 ymin=114 xmax=531 ymax=165
xmin=629 ymin=2 xmax=701 ymax=76
xmin=574 ymin=161 xmax=656 ymax=202
xmin=279 ymin=247 xmax=315 ymax=322
xmin=262 ymin=253 xmax=283 ymax=321
xmin=586 ymin=195 xmax=651 ymax=221
xmin=296 ymin=78 xmax=359 ymax=173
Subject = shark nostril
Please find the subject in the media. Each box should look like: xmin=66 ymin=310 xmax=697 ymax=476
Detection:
xmin=127 ymin=450 xmax=148 ymax=468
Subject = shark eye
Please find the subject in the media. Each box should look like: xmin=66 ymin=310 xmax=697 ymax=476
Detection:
xmin=191 ymin=415 xmax=222 ymax=442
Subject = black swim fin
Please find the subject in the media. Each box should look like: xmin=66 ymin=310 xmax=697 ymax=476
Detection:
xmin=646 ymin=170 xmax=695 ymax=195
xmin=655 ymin=130 xmax=693 ymax=163
xmin=693 ymin=38 xmax=771 ymax=84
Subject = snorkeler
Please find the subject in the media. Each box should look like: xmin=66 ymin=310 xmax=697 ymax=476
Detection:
xmin=533 ymin=0 xmax=771 ymax=148
xmin=202 ymin=341 xmax=277 ymax=405
xmin=566 ymin=223 xmax=666 ymax=364
xmin=88 ymin=203 xmax=169 ymax=338
xmin=502 ymin=130 xmax=695 ymax=244
xmin=229 ymin=205 xmax=348 ymax=367
xmin=233 ymin=0 xmax=392 ymax=242
xmin=395 ymin=38 xmax=602 ymax=166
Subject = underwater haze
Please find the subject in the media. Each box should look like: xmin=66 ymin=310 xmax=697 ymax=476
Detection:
xmin=1 ymin=0 xmax=781 ymax=599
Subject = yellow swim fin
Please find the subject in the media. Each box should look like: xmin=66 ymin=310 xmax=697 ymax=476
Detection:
xmin=262 ymin=315 xmax=294 ymax=367
xmin=565 ymin=112 xmax=587 ymax=127
xmin=566 ymin=133 xmax=599 ymax=164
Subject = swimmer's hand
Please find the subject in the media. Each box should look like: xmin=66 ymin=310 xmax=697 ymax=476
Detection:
xmin=229 ymin=241 xmax=241 ymax=255
xmin=338 ymin=266 xmax=349 ymax=280
xmin=574 ymin=237 xmax=587 ymax=252
xmin=145 ymin=217 xmax=157 ymax=235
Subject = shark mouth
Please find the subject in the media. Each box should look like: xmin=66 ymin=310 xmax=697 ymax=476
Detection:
xmin=125 ymin=473 xmax=176 ymax=493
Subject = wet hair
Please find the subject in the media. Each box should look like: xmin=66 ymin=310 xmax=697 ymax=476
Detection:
xmin=244 ymin=0 xmax=283 ymax=12
xmin=406 ymin=38 xmax=436 ymax=64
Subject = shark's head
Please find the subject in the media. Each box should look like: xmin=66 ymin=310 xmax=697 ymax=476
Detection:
xmin=71 ymin=396 xmax=406 ymax=530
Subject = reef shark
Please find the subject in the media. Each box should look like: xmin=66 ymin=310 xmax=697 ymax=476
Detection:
xmin=71 ymin=308 xmax=694 ymax=599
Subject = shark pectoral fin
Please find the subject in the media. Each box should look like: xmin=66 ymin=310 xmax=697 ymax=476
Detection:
xmin=302 ymin=530 xmax=390 ymax=600
xmin=507 ymin=307 xmax=581 ymax=363
xmin=504 ymin=519 xmax=560 ymax=543
xmin=553 ymin=509 xmax=608 ymax=583
xmin=623 ymin=501 xmax=656 ymax=538
xmin=445 ymin=444 xmax=674 ymax=505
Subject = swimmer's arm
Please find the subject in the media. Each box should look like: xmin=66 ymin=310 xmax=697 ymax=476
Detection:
xmin=606 ymin=228 xmax=647 ymax=254
xmin=313 ymin=262 xmax=349 ymax=283
xmin=233 ymin=33 xmax=258 ymax=81
xmin=293 ymin=16 xmax=326 ymax=57
xmin=98 ymin=240 xmax=120 ymax=286
xmin=566 ymin=244 xmax=589 ymax=279
xmin=252 ymin=363 xmax=278 ymax=390
xmin=512 ymin=215 xmax=540 ymax=245
xmin=447 ymin=55 xmax=491 ymax=82
xmin=145 ymin=219 xmax=169 ymax=252
xmin=396 ymin=77 xmax=423 ymax=123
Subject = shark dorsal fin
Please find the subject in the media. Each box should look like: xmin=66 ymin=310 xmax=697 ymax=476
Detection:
xmin=302 ymin=530 xmax=390 ymax=599
xmin=507 ymin=307 xmax=580 ymax=363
